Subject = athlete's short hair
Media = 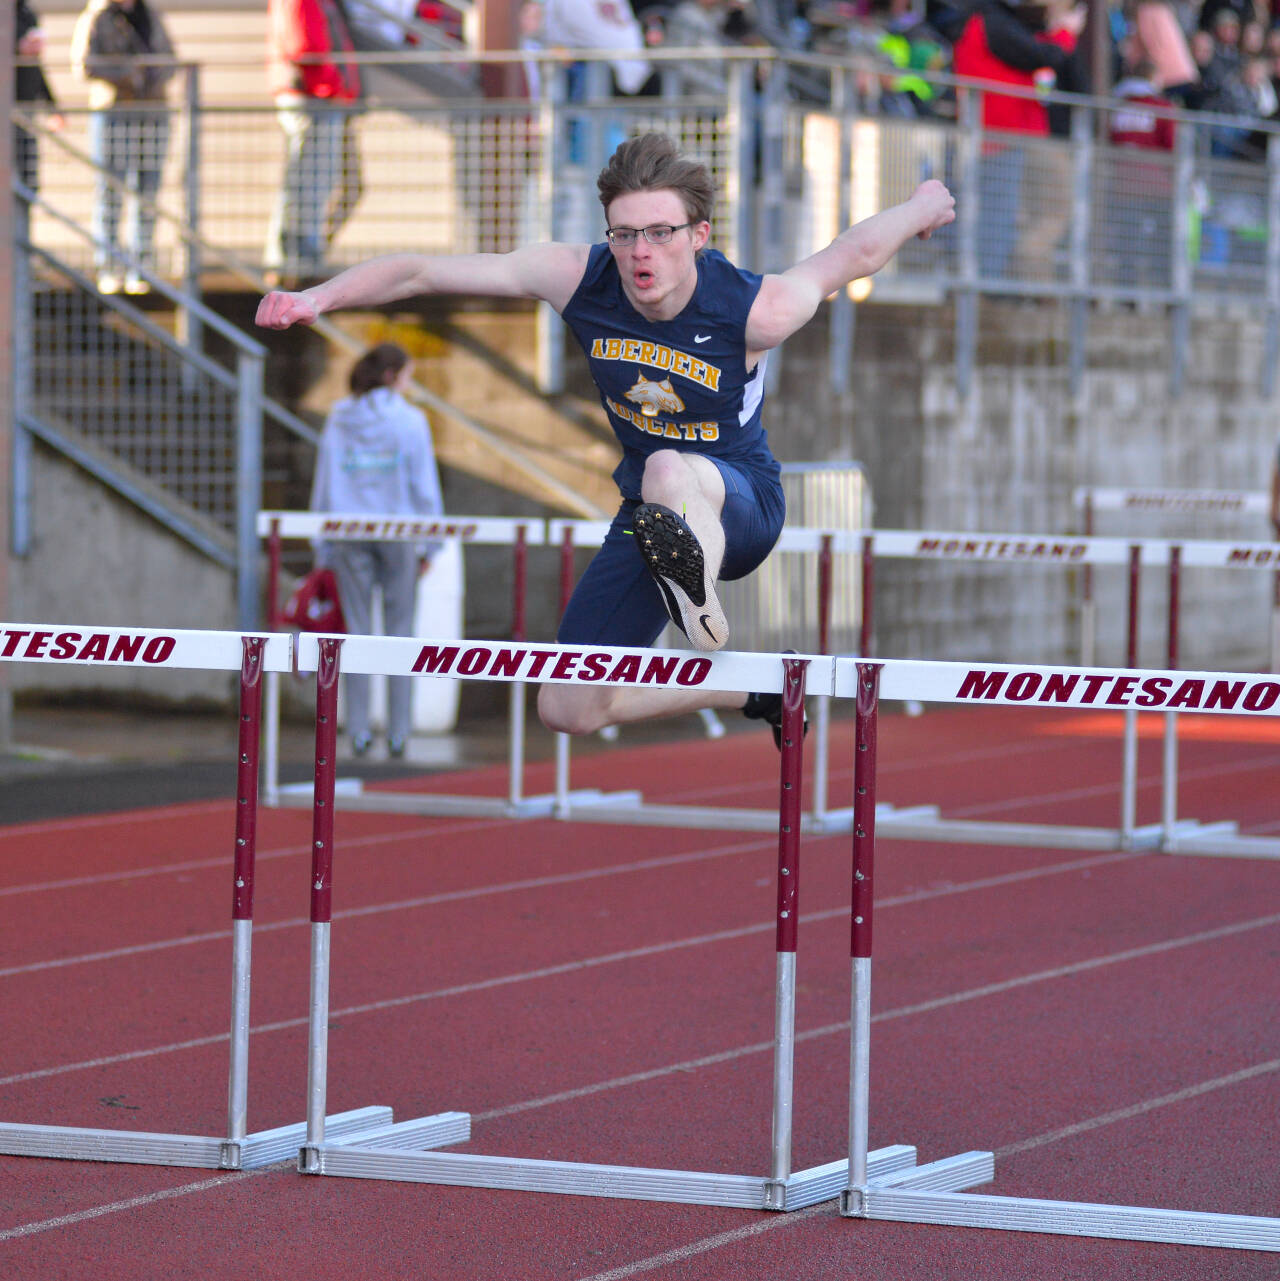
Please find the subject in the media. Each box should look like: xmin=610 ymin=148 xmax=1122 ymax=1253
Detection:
xmin=349 ymin=342 xmax=410 ymax=396
xmin=596 ymin=133 xmax=715 ymax=227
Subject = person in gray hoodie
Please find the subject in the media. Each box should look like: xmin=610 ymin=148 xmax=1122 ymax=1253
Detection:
xmin=310 ymin=342 xmax=444 ymax=756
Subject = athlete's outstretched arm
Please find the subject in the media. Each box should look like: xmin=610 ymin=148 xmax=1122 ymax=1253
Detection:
xmin=744 ymin=180 xmax=955 ymax=354
xmin=254 ymin=242 xmax=592 ymax=330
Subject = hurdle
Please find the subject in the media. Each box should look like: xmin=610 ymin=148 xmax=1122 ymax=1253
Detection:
xmin=845 ymin=528 xmax=1220 ymax=853
xmin=1074 ymin=485 xmax=1280 ymax=671
xmin=1150 ymin=540 xmax=1280 ymax=860
xmin=544 ymin=519 xmax=869 ymax=834
xmin=0 ymin=624 xmax=393 ymax=1169
xmin=291 ymin=634 xmax=991 ymax=1207
xmin=258 ymin=511 xmax=627 ymax=819
xmin=837 ymin=655 xmax=1280 ymax=1251
xmin=859 ymin=527 xmax=1280 ymax=860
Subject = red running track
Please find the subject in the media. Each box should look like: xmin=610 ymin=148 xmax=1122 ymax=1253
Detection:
xmin=0 ymin=705 xmax=1277 ymax=1280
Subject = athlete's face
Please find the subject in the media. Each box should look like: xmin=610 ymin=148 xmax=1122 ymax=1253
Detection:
xmin=604 ymin=189 xmax=710 ymax=321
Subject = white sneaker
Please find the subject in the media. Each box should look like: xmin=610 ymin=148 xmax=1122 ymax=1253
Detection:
xmin=124 ymin=274 xmax=151 ymax=295
xmin=96 ymin=273 xmax=122 ymax=295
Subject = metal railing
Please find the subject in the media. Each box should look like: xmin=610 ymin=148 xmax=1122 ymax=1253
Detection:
xmin=13 ymin=188 xmax=266 ymax=629
xmin=19 ymin=47 xmax=1280 ymax=302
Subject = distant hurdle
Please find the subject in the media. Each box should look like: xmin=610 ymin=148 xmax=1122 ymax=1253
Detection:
xmin=1074 ymin=485 xmax=1280 ymax=671
xmin=0 ymin=624 xmax=395 ymax=1170
xmin=290 ymin=635 xmax=990 ymax=1208
xmin=261 ymin=508 xmax=1279 ymax=859
xmin=257 ymin=510 xmax=623 ymax=820
xmin=838 ymin=657 xmax=1280 ymax=1251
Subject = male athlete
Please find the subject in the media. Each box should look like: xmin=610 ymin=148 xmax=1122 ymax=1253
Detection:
xmin=257 ymin=133 xmax=955 ymax=743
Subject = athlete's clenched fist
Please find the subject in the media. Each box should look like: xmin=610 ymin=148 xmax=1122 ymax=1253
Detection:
xmin=255 ymin=289 xmax=320 ymax=330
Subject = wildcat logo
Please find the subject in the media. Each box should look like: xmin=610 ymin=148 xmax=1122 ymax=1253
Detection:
xmin=625 ymin=376 xmax=685 ymax=418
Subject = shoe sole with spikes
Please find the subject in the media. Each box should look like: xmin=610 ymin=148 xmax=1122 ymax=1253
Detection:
xmin=633 ymin=502 xmax=728 ymax=651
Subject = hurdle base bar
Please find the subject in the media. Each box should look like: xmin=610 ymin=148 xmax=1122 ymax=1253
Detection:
xmin=1163 ymin=820 xmax=1280 ymax=861
xmin=0 ymin=1106 xmax=395 ymax=1171
xmin=840 ymin=1180 xmax=1280 ymax=1252
xmin=555 ymin=803 xmax=1232 ymax=849
xmin=549 ymin=795 xmax=858 ymax=835
xmin=272 ymin=779 xmax=636 ymax=820
xmin=299 ymin=1131 xmax=972 ymax=1209
xmin=860 ymin=805 xmax=1183 ymax=852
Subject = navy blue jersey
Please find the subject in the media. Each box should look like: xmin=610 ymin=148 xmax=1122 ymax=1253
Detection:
xmin=561 ymin=244 xmax=780 ymax=500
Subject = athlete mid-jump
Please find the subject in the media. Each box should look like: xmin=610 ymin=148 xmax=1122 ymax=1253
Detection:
xmin=257 ymin=133 xmax=955 ymax=744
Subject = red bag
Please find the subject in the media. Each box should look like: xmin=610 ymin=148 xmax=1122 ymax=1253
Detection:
xmin=281 ymin=568 xmax=347 ymax=633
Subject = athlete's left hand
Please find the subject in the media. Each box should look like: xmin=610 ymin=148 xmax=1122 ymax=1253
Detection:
xmin=911 ymin=179 xmax=956 ymax=240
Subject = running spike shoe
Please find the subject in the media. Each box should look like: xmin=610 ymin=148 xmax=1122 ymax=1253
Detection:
xmin=633 ymin=502 xmax=728 ymax=651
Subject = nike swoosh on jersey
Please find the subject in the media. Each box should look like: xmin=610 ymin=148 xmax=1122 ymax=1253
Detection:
xmin=693 ymin=334 xmax=712 ymax=343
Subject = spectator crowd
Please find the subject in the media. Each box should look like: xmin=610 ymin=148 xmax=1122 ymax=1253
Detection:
xmin=503 ymin=0 xmax=1280 ymax=159
xmin=15 ymin=0 xmax=1279 ymax=289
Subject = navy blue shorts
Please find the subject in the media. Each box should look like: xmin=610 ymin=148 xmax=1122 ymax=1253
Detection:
xmin=557 ymin=460 xmax=786 ymax=647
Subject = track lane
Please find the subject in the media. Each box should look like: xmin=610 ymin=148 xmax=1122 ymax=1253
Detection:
xmin=1 ymin=709 xmax=1276 ymax=1278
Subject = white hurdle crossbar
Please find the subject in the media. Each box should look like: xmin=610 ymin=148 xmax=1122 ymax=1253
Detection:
xmin=0 ymin=624 xmax=394 ymax=1169
xmin=837 ymin=656 xmax=1280 ymax=1252
xmin=291 ymin=635 xmax=989 ymax=1208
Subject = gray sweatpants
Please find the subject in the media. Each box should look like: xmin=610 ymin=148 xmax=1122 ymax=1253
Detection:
xmin=329 ymin=540 xmax=418 ymax=744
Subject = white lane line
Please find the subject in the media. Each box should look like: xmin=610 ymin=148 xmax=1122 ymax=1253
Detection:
xmin=573 ymin=1207 xmax=829 ymax=1281
xmin=0 ymin=726 xmax=1083 ymax=890
xmin=996 ymin=1058 xmax=1280 ymax=1158
xmin=3 ymin=921 xmax=1277 ymax=1246
xmin=0 ymin=800 xmax=231 ymax=838
xmin=0 ymin=844 xmax=1137 ymax=985
xmin=0 ymin=1166 xmax=277 ymax=1242
xmin=3 ymin=857 xmax=1265 ymax=1093
xmin=7 ymin=739 xmax=1237 ymax=902
xmin=0 ymin=721 xmax=1063 ymax=843
xmin=0 ymin=825 xmax=1143 ymax=978
xmin=948 ymin=748 xmax=1280 ymax=821
xmin=475 ymin=909 xmax=1280 ymax=1123
xmin=568 ymin=1066 xmax=1280 ymax=1281
xmin=0 ymin=836 xmax=776 ymax=978
xmin=0 ymin=813 xmax=520 ymax=899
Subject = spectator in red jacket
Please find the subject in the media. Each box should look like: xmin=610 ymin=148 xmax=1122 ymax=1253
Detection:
xmin=951 ymin=0 xmax=1085 ymax=281
xmin=265 ymin=0 xmax=363 ymax=282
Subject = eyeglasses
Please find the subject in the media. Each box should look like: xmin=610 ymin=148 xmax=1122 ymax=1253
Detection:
xmin=605 ymin=223 xmax=692 ymax=248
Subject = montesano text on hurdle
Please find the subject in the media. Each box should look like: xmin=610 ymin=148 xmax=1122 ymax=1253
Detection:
xmin=914 ymin=537 xmax=1087 ymax=560
xmin=0 ymin=629 xmax=177 ymax=663
xmin=956 ymin=667 xmax=1280 ymax=712
xmin=320 ymin=518 xmax=479 ymax=540
xmin=412 ymin=643 xmax=713 ymax=686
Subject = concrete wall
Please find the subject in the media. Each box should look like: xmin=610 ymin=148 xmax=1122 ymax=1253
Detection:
xmin=756 ymin=299 xmax=1276 ymax=672
xmin=8 ymin=442 xmax=239 ymax=705
xmin=11 ymin=295 xmax=1278 ymax=708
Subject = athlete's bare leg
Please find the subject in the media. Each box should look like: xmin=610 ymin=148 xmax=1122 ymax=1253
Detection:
xmin=538 ymin=682 xmax=747 ymax=735
xmin=538 ymin=450 xmax=735 ymax=733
